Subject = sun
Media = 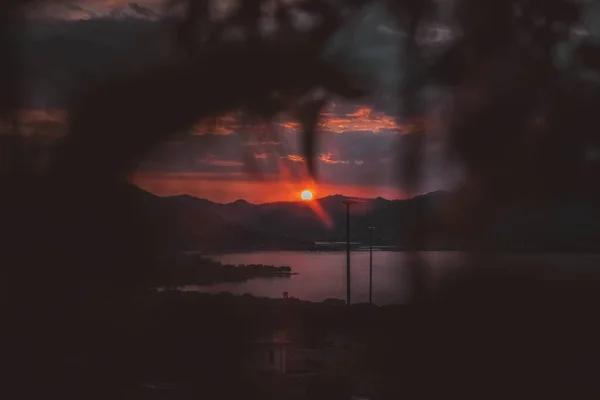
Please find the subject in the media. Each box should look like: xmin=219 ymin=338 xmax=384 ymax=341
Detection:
xmin=300 ymin=190 xmax=314 ymax=201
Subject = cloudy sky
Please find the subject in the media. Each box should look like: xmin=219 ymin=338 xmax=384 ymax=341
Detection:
xmin=14 ymin=0 xmax=466 ymax=203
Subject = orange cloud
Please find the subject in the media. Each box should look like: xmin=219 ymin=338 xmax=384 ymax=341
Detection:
xmin=280 ymin=120 xmax=300 ymax=131
xmin=319 ymin=152 xmax=349 ymax=164
xmin=346 ymin=107 xmax=372 ymax=118
xmin=191 ymin=104 xmax=404 ymax=136
xmin=197 ymin=158 xmax=244 ymax=168
xmin=281 ymin=105 xmax=402 ymax=134
xmin=320 ymin=105 xmax=400 ymax=133
xmin=286 ymin=154 xmax=306 ymax=163
xmin=192 ymin=113 xmax=239 ymax=135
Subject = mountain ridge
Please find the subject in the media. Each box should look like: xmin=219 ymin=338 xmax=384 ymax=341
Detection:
xmin=165 ymin=192 xmax=402 ymax=206
xmin=125 ymin=184 xmax=448 ymax=251
xmin=124 ymin=184 xmax=600 ymax=253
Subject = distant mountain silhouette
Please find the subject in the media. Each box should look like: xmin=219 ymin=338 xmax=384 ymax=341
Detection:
xmin=123 ymin=184 xmax=600 ymax=252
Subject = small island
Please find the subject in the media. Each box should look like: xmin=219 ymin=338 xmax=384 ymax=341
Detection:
xmin=151 ymin=254 xmax=295 ymax=287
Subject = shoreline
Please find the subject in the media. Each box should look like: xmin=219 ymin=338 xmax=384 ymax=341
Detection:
xmin=186 ymin=248 xmax=600 ymax=256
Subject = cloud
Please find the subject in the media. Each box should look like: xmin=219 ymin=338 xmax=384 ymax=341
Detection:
xmin=192 ymin=113 xmax=239 ymax=135
xmin=128 ymin=3 xmax=157 ymax=18
xmin=277 ymin=103 xmax=402 ymax=135
xmin=286 ymin=154 xmax=306 ymax=163
xmin=8 ymin=99 xmax=456 ymax=199
xmin=319 ymin=152 xmax=349 ymax=164
xmin=321 ymin=105 xmax=400 ymax=134
xmin=135 ymin=127 xmax=402 ymax=190
xmin=322 ymin=1 xmax=404 ymax=89
xmin=196 ymin=155 xmax=245 ymax=168
xmin=18 ymin=18 xmax=168 ymax=107
xmin=25 ymin=0 xmax=163 ymax=19
xmin=10 ymin=8 xmax=461 ymax=201
xmin=0 ymin=109 xmax=69 ymax=137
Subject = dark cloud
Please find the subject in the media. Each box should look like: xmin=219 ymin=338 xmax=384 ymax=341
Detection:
xmin=19 ymin=18 xmax=168 ymax=107
xmin=128 ymin=3 xmax=157 ymax=18
xmin=12 ymin=11 xmax=458 ymax=196
xmin=64 ymin=3 xmax=98 ymax=17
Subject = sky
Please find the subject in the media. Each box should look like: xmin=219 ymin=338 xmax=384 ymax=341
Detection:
xmin=13 ymin=0 xmax=467 ymax=203
xmin=19 ymin=0 xmax=600 ymax=203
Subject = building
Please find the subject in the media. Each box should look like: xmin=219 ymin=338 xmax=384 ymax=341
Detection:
xmin=243 ymin=330 xmax=369 ymax=399
xmin=245 ymin=330 xmax=292 ymax=374
xmin=313 ymin=241 xmax=362 ymax=251
xmin=243 ymin=331 xmax=307 ymax=400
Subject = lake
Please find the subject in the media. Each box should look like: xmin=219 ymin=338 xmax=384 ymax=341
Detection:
xmin=178 ymin=251 xmax=468 ymax=304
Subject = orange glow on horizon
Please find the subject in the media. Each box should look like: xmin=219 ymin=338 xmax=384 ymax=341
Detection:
xmin=131 ymin=171 xmax=404 ymax=204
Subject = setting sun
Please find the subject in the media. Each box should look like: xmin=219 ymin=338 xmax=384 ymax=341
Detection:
xmin=300 ymin=190 xmax=314 ymax=201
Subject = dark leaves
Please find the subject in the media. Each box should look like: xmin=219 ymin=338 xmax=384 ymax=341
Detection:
xmin=297 ymin=97 xmax=327 ymax=178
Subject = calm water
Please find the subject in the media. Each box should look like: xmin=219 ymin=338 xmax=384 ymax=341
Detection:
xmin=178 ymin=251 xmax=467 ymax=304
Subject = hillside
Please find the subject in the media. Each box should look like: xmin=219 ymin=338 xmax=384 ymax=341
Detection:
xmin=123 ymin=184 xmax=600 ymax=252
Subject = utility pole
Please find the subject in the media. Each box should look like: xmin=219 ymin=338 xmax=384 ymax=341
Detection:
xmin=369 ymin=226 xmax=375 ymax=304
xmin=342 ymin=199 xmax=358 ymax=306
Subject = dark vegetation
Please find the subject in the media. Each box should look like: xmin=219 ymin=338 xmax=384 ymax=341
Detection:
xmin=37 ymin=285 xmax=600 ymax=399
xmin=153 ymin=253 xmax=293 ymax=287
xmin=4 ymin=0 xmax=600 ymax=399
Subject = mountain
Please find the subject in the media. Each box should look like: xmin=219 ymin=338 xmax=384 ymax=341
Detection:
xmin=121 ymin=185 xmax=307 ymax=252
xmin=121 ymin=184 xmax=447 ymax=252
xmin=122 ymin=184 xmax=600 ymax=253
